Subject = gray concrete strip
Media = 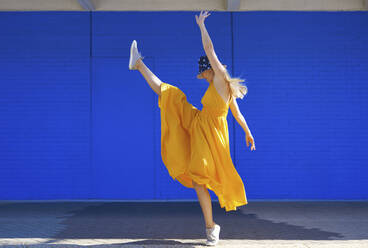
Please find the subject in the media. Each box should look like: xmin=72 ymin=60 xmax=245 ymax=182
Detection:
xmin=0 ymin=201 xmax=367 ymax=247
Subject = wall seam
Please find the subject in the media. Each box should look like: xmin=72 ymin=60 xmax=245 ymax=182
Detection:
xmin=89 ymin=10 xmax=94 ymax=199
xmin=230 ymin=11 xmax=236 ymax=166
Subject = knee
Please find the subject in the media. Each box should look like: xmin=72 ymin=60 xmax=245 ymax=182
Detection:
xmin=192 ymin=179 xmax=204 ymax=189
xmin=158 ymin=82 xmax=162 ymax=96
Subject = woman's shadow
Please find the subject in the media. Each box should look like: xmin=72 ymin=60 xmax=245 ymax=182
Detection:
xmin=51 ymin=201 xmax=346 ymax=246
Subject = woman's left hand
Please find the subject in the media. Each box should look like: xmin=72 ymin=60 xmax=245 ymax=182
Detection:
xmin=245 ymin=132 xmax=256 ymax=151
xmin=195 ymin=10 xmax=211 ymax=26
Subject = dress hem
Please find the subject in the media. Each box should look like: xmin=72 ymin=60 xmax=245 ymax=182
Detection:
xmin=173 ymin=171 xmax=248 ymax=212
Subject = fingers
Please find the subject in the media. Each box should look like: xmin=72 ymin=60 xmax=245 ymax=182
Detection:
xmin=251 ymin=142 xmax=256 ymax=151
xmin=247 ymin=136 xmax=256 ymax=151
xmin=246 ymin=136 xmax=256 ymax=150
xmin=199 ymin=10 xmax=210 ymax=18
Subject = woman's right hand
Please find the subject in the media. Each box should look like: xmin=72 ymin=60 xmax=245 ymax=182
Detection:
xmin=195 ymin=10 xmax=211 ymax=27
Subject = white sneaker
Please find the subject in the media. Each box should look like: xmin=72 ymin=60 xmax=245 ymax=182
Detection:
xmin=128 ymin=40 xmax=144 ymax=70
xmin=205 ymin=223 xmax=220 ymax=246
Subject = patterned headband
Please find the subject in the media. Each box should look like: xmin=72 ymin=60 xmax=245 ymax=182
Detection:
xmin=198 ymin=55 xmax=212 ymax=74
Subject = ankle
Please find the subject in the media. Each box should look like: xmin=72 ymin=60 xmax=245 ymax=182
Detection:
xmin=136 ymin=58 xmax=144 ymax=68
xmin=206 ymin=222 xmax=215 ymax=229
xmin=135 ymin=59 xmax=141 ymax=70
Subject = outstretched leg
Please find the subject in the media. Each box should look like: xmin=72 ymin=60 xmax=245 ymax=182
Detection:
xmin=192 ymin=179 xmax=216 ymax=229
xmin=135 ymin=58 xmax=162 ymax=96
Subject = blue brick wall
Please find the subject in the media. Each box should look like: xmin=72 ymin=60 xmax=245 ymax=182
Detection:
xmin=0 ymin=12 xmax=91 ymax=199
xmin=0 ymin=11 xmax=367 ymax=201
xmin=233 ymin=11 xmax=368 ymax=200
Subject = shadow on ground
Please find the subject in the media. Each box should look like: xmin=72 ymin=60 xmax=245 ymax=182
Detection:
xmin=1 ymin=201 xmax=366 ymax=246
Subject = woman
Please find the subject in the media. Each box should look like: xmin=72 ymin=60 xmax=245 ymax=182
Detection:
xmin=128 ymin=10 xmax=256 ymax=246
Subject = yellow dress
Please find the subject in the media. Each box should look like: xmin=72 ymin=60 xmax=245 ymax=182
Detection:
xmin=158 ymin=80 xmax=248 ymax=212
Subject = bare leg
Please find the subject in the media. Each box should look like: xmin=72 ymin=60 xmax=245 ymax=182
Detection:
xmin=135 ymin=58 xmax=162 ymax=96
xmin=192 ymin=179 xmax=216 ymax=229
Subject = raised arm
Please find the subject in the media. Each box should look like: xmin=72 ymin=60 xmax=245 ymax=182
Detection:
xmin=196 ymin=11 xmax=255 ymax=151
xmin=195 ymin=11 xmax=227 ymax=79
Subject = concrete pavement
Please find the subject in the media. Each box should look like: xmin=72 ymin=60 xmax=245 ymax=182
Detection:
xmin=0 ymin=201 xmax=367 ymax=247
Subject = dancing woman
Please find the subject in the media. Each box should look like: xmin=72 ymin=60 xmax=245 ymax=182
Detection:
xmin=128 ymin=10 xmax=255 ymax=246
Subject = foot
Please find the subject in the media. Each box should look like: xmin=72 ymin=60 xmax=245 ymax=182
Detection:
xmin=129 ymin=40 xmax=144 ymax=70
xmin=205 ymin=223 xmax=220 ymax=246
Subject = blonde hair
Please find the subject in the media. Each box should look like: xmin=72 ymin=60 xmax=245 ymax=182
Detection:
xmin=216 ymin=65 xmax=248 ymax=100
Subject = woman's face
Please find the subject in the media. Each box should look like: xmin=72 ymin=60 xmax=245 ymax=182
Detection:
xmin=197 ymin=69 xmax=213 ymax=82
xmin=196 ymin=65 xmax=226 ymax=81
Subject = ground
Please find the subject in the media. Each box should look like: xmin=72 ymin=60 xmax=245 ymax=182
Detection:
xmin=0 ymin=201 xmax=367 ymax=247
